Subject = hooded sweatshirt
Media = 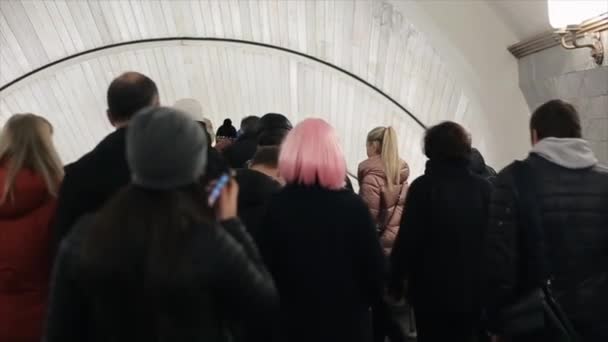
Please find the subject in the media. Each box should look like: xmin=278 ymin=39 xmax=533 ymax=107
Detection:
xmin=531 ymin=137 xmax=602 ymax=170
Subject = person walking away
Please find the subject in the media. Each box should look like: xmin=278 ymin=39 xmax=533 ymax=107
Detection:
xmin=389 ymin=121 xmax=492 ymax=342
xmin=224 ymin=116 xmax=261 ymax=168
xmin=485 ymin=99 xmax=608 ymax=342
xmin=358 ymin=126 xmax=409 ymax=255
xmin=258 ymin=118 xmax=385 ymax=342
xmin=45 ymin=106 xmax=278 ymax=342
xmin=215 ymin=118 xmax=238 ymax=152
xmin=216 ymin=118 xmax=238 ymax=139
xmin=52 ymin=72 xmax=159 ymax=252
xmin=358 ymin=126 xmax=409 ymax=342
xmin=0 ymin=114 xmax=64 ymax=342
xmin=235 ymin=146 xmax=282 ymax=243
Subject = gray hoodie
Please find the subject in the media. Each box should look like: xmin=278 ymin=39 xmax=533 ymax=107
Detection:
xmin=531 ymin=137 xmax=604 ymax=170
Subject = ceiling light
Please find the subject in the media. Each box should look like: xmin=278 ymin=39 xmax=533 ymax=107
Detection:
xmin=548 ymin=0 xmax=607 ymax=29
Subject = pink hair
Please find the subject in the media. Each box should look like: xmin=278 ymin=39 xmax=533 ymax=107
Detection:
xmin=279 ymin=118 xmax=346 ymax=190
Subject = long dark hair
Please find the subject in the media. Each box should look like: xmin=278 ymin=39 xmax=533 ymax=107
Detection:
xmin=77 ymin=182 xmax=213 ymax=339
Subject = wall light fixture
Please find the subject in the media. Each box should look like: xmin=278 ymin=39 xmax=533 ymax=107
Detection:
xmin=548 ymin=0 xmax=607 ymax=66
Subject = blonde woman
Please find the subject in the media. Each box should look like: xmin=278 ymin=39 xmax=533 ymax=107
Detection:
xmin=359 ymin=126 xmax=410 ymax=342
xmin=359 ymin=126 xmax=409 ymax=255
xmin=0 ymin=114 xmax=63 ymax=342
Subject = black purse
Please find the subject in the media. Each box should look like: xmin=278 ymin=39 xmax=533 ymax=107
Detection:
xmin=497 ymin=161 xmax=579 ymax=341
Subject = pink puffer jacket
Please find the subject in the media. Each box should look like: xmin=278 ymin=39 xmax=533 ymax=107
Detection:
xmin=358 ymin=156 xmax=409 ymax=255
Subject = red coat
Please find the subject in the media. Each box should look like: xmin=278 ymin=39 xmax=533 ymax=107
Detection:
xmin=358 ymin=156 xmax=409 ymax=254
xmin=0 ymin=166 xmax=57 ymax=342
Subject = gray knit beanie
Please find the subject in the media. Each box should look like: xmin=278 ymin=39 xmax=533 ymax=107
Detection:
xmin=126 ymin=106 xmax=208 ymax=190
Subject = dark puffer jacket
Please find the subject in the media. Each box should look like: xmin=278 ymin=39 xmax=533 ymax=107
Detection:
xmin=45 ymin=218 xmax=278 ymax=342
xmin=485 ymin=152 xmax=608 ymax=341
xmin=469 ymin=148 xmax=497 ymax=182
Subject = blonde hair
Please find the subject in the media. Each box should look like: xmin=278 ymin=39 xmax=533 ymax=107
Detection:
xmin=0 ymin=113 xmax=64 ymax=204
xmin=367 ymin=126 xmax=400 ymax=188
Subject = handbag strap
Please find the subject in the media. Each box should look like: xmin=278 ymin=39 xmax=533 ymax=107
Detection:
xmin=512 ymin=161 xmax=551 ymax=286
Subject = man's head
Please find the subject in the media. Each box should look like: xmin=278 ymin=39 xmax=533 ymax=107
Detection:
xmin=107 ymin=72 xmax=159 ymax=127
xmin=258 ymin=113 xmax=292 ymax=132
xmin=249 ymin=146 xmax=281 ymax=182
xmin=423 ymin=121 xmax=471 ymax=161
xmin=257 ymin=113 xmax=292 ymax=147
xmin=240 ymin=116 xmax=260 ymax=136
xmin=530 ymin=99 xmax=582 ymax=145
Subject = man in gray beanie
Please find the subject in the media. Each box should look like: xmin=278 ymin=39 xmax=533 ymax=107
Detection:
xmin=127 ymin=106 xmax=208 ymax=189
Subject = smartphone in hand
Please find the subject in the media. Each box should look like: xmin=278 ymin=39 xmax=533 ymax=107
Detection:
xmin=208 ymin=173 xmax=230 ymax=207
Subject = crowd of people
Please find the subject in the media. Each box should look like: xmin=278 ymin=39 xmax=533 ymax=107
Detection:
xmin=0 ymin=71 xmax=606 ymax=342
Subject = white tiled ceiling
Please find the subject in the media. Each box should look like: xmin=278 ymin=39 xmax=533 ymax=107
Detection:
xmin=0 ymin=0 xmax=489 ymax=177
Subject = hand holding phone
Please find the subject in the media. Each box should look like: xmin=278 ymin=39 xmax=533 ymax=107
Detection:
xmin=208 ymin=173 xmax=230 ymax=207
xmin=210 ymin=174 xmax=239 ymax=221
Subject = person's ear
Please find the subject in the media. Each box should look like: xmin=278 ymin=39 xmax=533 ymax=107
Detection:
xmin=107 ymin=109 xmax=116 ymax=127
xmin=152 ymin=94 xmax=160 ymax=107
xmin=531 ymin=129 xmax=539 ymax=145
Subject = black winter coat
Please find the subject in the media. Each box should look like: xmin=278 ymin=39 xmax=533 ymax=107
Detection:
xmin=235 ymin=168 xmax=281 ymax=244
xmin=224 ymin=134 xmax=259 ymax=169
xmin=390 ymin=159 xmax=492 ymax=314
xmin=45 ymin=218 xmax=278 ymax=342
xmin=53 ymin=129 xmax=130 ymax=251
xmin=258 ymin=185 xmax=385 ymax=342
xmin=470 ymin=148 xmax=497 ymax=182
xmin=485 ymin=154 xmax=608 ymax=341
xmin=53 ymin=129 xmax=226 ymax=252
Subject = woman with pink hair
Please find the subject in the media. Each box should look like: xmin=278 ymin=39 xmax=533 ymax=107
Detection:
xmin=258 ymin=118 xmax=385 ymax=342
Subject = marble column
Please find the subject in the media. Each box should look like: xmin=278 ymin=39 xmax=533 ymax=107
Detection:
xmin=518 ymin=31 xmax=608 ymax=163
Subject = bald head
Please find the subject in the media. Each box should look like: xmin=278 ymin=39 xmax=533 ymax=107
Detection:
xmin=107 ymin=72 xmax=159 ymax=126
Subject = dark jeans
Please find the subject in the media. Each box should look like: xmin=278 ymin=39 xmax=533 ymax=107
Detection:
xmin=415 ymin=310 xmax=478 ymax=342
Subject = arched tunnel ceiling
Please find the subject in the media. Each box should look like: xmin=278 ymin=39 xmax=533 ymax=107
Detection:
xmin=1 ymin=0 xmax=498 ymax=176
xmin=486 ymin=0 xmax=551 ymax=42
xmin=1 ymin=41 xmax=432 ymax=174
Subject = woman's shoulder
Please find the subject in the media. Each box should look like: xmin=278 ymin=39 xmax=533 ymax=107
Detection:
xmin=358 ymin=156 xmax=384 ymax=175
xmin=320 ymin=188 xmax=371 ymax=215
xmin=274 ymin=185 xmax=365 ymax=208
